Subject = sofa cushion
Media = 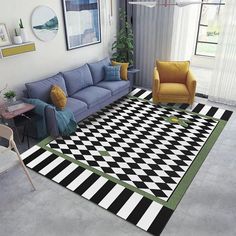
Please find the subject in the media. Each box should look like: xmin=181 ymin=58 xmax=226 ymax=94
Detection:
xmin=62 ymin=64 xmax=93 ymax=96
xmin=25 ymin=73 xmax=68 ymax=102
xmin=97 ymin=80 xmax=130 ymax=96
xmin=65 ymin=97 xmax=88 ymax=117
xmin=159 ymin=83 xmax=189 ymax=96
xmin=71 ymin=86 xmax=112 ymax=109
xmin=87 ymin=57 xmax=111 ymax=84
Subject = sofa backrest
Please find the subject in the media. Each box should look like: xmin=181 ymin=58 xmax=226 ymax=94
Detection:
xmin=25 ymin=73 xmax=68 ymax=102
xmin=87 ymin=57 xmax=111 ymax=84
xmin=62 ymin=64 xmax=93 ymax=96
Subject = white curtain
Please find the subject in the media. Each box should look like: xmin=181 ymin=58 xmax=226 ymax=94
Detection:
xmin=208 ymin=0 xmax=236 ymax=106
xmin=134 ymin=4 xmax=175 ymax=89
xmin=171 ymin=2 xmax=200 ymax=60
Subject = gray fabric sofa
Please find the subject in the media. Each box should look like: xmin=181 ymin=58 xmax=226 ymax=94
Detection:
xmin=25 ymin=58 xmax=131 ymax=137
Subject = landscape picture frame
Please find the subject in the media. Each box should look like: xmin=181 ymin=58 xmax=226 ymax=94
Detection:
xmin=31 ymin=6 xmax=59 ymax=42
xmin=0 ymin=23 xmax=11 ymax=47
xmin=62 ymin=0 xmax=101 ymax=50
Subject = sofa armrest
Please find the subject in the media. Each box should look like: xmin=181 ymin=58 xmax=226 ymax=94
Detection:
xmin=186 ymin=70 xmax=197 ymax=104
xmin=152 ymin=67 xmax=160 ymax=103
xmin=45 ymin=106 xmax=60 ymax=138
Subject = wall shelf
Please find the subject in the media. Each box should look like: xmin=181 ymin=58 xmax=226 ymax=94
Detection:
xmin=0 ymin=42 xmax=36 ymax=59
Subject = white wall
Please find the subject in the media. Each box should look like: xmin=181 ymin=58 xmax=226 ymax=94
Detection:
xmin=0 ymin=0 xmax=118 ymax=98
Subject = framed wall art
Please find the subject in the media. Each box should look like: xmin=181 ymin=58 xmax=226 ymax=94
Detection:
xmin=0 ymin=23 xmax=11 ymax=47
xmin=62 ymin=0 xmax=101 ymax=50
xmin=31 ymin=6 xmax=59 ymax=42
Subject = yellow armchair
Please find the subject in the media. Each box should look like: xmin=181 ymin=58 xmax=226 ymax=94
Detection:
xmin=152 ymin=61 xmax=197 ymax=105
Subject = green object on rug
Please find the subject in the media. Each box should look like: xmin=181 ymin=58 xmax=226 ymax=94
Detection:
xmin=164 ymin=116 xmax=192 ymax=127
xmin=99 ymin=151 xmax=110 ymax=156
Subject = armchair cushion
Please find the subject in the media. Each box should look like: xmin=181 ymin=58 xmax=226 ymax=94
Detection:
xmin=156 ymin=61 xmax=190 ymax=84
xmin=159 ymin=83 xmax=189 ymax=97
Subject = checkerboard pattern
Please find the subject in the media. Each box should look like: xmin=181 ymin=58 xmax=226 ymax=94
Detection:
xmin=130 ymin=88 xmax=233 ymax=121
xmin=48 ymin=97 xmax=218 ymax=201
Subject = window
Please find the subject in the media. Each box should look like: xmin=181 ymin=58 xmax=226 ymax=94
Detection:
xmin=195 ymin=0 xmax=225 ymax=57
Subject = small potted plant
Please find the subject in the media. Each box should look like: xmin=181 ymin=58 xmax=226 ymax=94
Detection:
xmin=4 ymin=90 xmax=16 ymax=103
xmin=112 ymin=9 xmax=134 ymax=66
xmin=19 ymin=18 xmax=29 ymax=43
xmin=13 ymin=29 xmax=22 ymax=44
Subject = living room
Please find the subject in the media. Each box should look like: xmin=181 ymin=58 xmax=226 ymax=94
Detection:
xmin=0 ymin=0 xmax=235 ymax=235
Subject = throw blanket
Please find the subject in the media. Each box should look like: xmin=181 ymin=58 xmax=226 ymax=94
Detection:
xmin=24 ymin=98 xmax=77 ymax=139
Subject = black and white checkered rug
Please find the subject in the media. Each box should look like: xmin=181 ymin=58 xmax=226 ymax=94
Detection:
xmin=47 ymin=97 xmax=218 ymax=201
xmin=22 ymin=89 xmax=232 ymax=235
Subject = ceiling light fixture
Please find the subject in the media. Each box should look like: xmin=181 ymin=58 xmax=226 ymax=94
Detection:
xmin=129 ymin=0 xmax=203 ymax=8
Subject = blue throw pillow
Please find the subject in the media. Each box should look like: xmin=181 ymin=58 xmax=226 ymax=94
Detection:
xmin=104 ymin=65 xmax=121 ymax=81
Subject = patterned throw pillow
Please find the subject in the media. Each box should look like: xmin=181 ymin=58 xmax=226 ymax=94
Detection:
xmin=104 ymin=65 xmax=121 ymax=81
xmin=50 ymin=85 xmax=67 ymax=109
xmin=111 ymin=61 xmax=129 ymax=80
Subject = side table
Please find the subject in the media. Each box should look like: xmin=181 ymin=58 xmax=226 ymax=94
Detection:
xmin=0 ymin=103 xmax=36 ymax=148
xmin=128 ymin=68 xmax=140 ymax=92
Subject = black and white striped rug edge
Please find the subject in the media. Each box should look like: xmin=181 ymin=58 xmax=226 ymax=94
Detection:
xmin=22 ymin=146 xmax=173 ymax=235
xmin=129 ymin=88 xmax=233 ymax=121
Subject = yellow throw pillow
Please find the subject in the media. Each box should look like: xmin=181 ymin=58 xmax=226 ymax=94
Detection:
xmin=112 ymin=61 xmax=129 ymax=80
xmin=50 ymin=85 xmax=67 ymax=110
xmin=156 ymin=60 xmax=190 ymax=84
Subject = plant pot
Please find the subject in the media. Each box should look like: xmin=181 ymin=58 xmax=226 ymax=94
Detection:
xmin=7 ymin=97 xmax=16 ymax=104
xmin=20 ymin=28 xmax=29 ymax=43
xmin=13 ymin=36 xmax=23 ymax=45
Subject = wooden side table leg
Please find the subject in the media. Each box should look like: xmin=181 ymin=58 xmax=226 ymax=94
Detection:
xmin=22 ymin=124 xmax=26 ymax=143
xmin=13 ymin=126 xmax=21 ymax=144
xmin=26 ymin=121 xmax=30 ymax=148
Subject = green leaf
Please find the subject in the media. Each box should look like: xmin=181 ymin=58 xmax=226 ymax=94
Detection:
xmin=111 ymin=8 xmax=134 ymax=64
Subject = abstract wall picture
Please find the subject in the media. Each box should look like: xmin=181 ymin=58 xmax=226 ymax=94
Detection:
xmin=62 ymin=0 xmax=101 ymax=50
xmin=31 ymin=6 xmax=59 ymax=42
xmin=0 ymin=23 xmax=11 ymax=47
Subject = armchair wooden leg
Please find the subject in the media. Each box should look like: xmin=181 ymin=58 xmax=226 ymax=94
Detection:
xmin=152 ymin=97 xmax=158 ymax=105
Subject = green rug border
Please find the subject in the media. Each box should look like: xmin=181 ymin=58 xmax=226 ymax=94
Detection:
xmin=37 ymin=98 xmax=227 ymax=210
xmin=38 ymin=136 xmax=167 ymax=207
